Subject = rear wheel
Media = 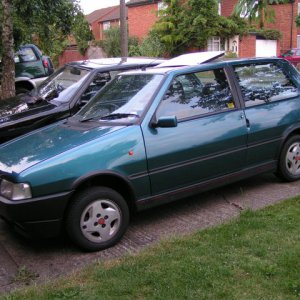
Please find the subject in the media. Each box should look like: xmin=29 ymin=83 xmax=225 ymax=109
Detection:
xmin=277 ymin=135 xmax=300 ymax=181
xmin=66 ymin=187 xmax=129 ymax=251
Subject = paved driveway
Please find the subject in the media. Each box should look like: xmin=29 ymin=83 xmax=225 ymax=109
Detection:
xmin=1 ymin=173 xmax=300 ymax=293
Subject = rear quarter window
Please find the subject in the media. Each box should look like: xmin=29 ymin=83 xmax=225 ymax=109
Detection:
xmin=234 ymin=62 xmax=299 ymax=107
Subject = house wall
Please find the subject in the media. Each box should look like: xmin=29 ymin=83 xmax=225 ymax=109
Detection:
xmin=239 ymin=35 xmax=256 ymax=58
xmin=58 ymin=49 xmax=88 ymax=66
xmin=128 ymin=3 xmax=159 ymax=39
xmin=91 ymin=21 xmax=101 ymax=40
xmin=268 ymin=2 xmax=298 ymax=53
xmin=220 ymin=0 xmax=237 ymax=17
xmin=221 ymin=0 xmax=297 ymax=56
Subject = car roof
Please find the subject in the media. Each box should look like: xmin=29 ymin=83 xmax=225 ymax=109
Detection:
xmin=67 ymin=57 xmax=165 ymax=70
xmin=155 ymin=51 xmax=225 ymax=68
xmin=120 ymin=56 xmax=284 ymax=76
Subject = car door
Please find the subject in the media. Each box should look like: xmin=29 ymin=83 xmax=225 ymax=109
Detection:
xmin=232 ymin=60 xmax=300 ymax=168
xmin=15 ymin=46 xmax=44 ymax=78
xmin=142 ymin=66 xmax=248 ymax=195
xmin=292 ymin=49 xmax=300 ymax=65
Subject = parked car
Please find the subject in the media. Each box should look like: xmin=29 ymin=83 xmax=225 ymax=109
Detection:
xmin=0 ymin=44 xmax=54 ymax=94
xmin=0 ymin=54 xmax=299 ymax=251
xmin=0 ymin=57 xmax=166 ymax=143
xmin=278 ymin=48 xmax=300 ymax=66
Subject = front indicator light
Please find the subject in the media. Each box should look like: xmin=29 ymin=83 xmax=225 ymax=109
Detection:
xmin=0 ymin=179 xmax=32 ymax=200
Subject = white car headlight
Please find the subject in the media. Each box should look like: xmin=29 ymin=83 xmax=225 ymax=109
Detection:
xmin=0 ymin=179 xmax=32 ymax=200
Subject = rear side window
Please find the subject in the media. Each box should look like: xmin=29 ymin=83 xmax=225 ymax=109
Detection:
xmin=157 ymin=68 xmax=235 ymax=120
xmin=14 ymin=47 xmax=37 ymax=63
xmin=234 ymin=63 xmax=299 ymax=107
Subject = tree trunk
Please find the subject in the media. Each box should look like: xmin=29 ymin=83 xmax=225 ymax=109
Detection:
xmin=1 ymin=0 xmax=15 ymax=100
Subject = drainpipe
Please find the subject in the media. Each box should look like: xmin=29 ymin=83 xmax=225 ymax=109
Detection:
xmin=290 ymin=0 xmax=295 ymax=49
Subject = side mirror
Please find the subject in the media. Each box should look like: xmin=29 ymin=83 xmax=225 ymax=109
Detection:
xmin=152 ymin=116 xmax=177 ymax=128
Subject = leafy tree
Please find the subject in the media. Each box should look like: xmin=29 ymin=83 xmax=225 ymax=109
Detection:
xmin=0 ymin=0 xmax=93 ymax=99
xmin=233 ymin=0 xmax=290 ymax=28
xmin=101 ymin=27 xmax=139 ymax=57
xmin=72 ymin=12 xmax=94 ymax=55
xmin=1 ymin=0 xmax=15 ymax=98
xmin=153 ymin=0 xmax=248 ymax=56
xmin=129 ymin=31 xmax=167 ymax=57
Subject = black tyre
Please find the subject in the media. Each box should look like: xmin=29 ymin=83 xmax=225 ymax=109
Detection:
xmin=277 ymin=135 xmax=300 ymax=182
xmin=65 ymin=187 xmax=129 ymax=251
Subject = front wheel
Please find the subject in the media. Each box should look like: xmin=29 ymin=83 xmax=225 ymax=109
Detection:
xmin=65 ymin=187 xmax=129 ymax=251
xmin=277 ymin=135 xmax=300 ymax=182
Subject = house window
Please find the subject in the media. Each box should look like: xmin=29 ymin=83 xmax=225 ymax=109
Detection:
xmin=207 ymin=37 xmax=224 ymax=51
xmin=298 ymin=2 xmax=300 ymax=14
xmin=158 ymin=1 xmax=168 ymax=11
xmin=218 ymin=0 xmax=221 ymax=15
xmin=103 ymin=21 xmax=111 ymax=31
xmin=297 ymin=35 xmax=300 ymax=48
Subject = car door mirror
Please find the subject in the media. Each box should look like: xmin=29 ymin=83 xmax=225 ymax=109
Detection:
xmin=152 ymin=116 xmax=178 ymax=128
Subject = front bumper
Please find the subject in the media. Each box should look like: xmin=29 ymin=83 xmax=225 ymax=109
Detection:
xmin=0 ymin=191 xmax=73 ymax=238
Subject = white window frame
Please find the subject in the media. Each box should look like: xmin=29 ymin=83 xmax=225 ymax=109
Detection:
xmin=297 ymin=35 xmax=300 ymax=48
xmin=158 ymin=1 xmax=168 ymax=11
xmin=218 ymin=0 xmax=221 ymax=15
xmin=207 ymin=37 xmax=224 ymax=52
xmin=103 ymin=21 xmax=111 ymax=31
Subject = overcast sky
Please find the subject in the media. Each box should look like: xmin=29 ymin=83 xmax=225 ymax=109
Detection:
xmin=79 ymin=0 xmax=129 ymax=15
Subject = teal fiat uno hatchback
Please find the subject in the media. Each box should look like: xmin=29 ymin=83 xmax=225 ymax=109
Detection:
xmin=1 ymin=53 xmax=300 ymax=251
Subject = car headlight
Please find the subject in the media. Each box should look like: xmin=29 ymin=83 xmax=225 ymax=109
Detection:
xmin=0 ymin=179 xmax=32 ymax=200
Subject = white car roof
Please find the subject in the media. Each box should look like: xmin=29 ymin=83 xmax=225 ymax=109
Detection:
xmin=74 ymin=57 xmax=165 ymax=69
xmin=119 ymin=51 xmax=225 ymax=76
xmin=155 ymin=51 xmax=225 ymax=68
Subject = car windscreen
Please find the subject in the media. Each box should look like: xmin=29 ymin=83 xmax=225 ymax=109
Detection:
xmin=37 ymin=65 xmax=91 ymax=103
xmin=77 ymin=74 xmax=164 ymax=122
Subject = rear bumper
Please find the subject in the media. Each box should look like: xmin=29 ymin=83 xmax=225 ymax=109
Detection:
xmin=0 ymin=191 xmax=73 ymax=237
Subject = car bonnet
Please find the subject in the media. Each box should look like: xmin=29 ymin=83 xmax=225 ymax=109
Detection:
xmin=0 ymin=122 xmax=125 ymax=174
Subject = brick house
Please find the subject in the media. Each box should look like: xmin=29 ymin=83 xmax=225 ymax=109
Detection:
xmin=59 ymin=6 xmax=126 ymax=66
xmin=221 ymin=0 xmax=298 ymax=57
xmin=86 ymin=5 xmax=127 ymax=40
xmin=126 ymin=0 xmax=300 ymax=57
xmin=127 ymin=0 xmax=167 ymax=39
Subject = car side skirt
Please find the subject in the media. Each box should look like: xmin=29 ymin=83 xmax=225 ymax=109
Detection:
xmin=136 ymin=160 xmax=277 ymax=211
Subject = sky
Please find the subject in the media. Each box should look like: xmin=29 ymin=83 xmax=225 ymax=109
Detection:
xmin=79 ymin=0 xmax=129 ymax=15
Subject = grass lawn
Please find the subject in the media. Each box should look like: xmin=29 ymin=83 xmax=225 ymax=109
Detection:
xmin=2 ymin=197 xmax=300 ymax=300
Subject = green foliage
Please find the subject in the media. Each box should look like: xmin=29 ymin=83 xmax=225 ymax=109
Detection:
xmin=101 ymin=27 xmax=122 ymax=57
xmin=153 ymin=0 xmax=248 ymax=56
xmin=101 ymin=27 xmax=141 ymax=57
xmin=250 ymin=28 xmax=282 ymax=39
xmin=0 ymin=0 xmax=93 ymax=65
xmin=72 ymin=12 xmax=94 ymax=55
xmin=234 ymin=0 xmax=290 ymax=28
xmin=224 ymin=51 xmax=238 ymax=58
xmin=129 ymin=31 xmax=167 ymax=57
xmin=296 ymin=14 xmax=300 ymax=27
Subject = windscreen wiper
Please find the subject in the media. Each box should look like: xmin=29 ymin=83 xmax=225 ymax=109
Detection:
xmin=80 ymin=113 xmax=139 ymax=123
xmin=100 ymin=113 xmax=140 ymax=120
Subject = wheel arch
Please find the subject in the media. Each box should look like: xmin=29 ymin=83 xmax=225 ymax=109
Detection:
xmin=69 ymin=171 xmax=137 ymax=214
xmin=278 ymin=124 xmax=300 ymax=158
xmin=15 ymin=80 xmax=35 ymax=93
